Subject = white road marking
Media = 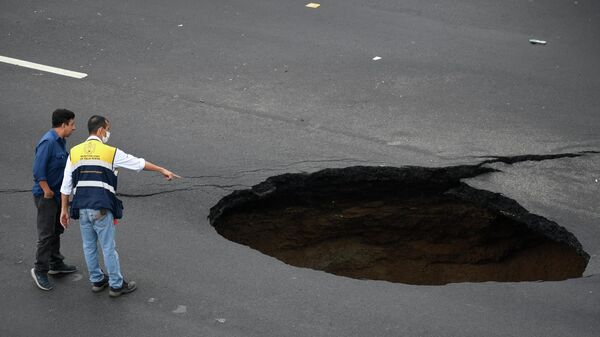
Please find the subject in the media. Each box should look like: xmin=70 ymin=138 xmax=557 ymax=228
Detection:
xmin=0 ymin=55 xmax=88 ymax=79
xmin=529 ymin=39 xmax=547 ymax=45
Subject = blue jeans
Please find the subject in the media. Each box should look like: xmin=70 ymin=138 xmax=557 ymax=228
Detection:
xmin=79 ymin=209 xmax=123 ymax=288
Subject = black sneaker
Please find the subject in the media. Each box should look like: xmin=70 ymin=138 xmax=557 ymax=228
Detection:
xmin=31 ymin=268 xmax=53 ymax=291
xmin=48 ymin=263 xmax=77 ymax=275
xmin=109 ymin=280 xmax=137 ymax=298
xmin=91 ymin=274 xmax=109 ymax=292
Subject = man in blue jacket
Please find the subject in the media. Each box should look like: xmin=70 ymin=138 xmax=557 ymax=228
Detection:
xmin=31 ymin=109 xmax=78 ymax=291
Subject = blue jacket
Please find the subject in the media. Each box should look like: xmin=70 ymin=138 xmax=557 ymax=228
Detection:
xmin=32 ymin=129 xmax=67 ymax=202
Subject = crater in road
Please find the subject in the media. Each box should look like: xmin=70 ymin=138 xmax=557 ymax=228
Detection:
xmin=209 ymin=162 xmax=590 ymax=285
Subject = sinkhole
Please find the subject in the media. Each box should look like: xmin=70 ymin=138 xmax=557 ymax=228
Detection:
xmin=209 ymin=166 xmax=589 ymax=285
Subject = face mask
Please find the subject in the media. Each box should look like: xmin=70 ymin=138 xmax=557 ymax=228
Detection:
xmin=102 ymin=131 xmax=111 ymax=143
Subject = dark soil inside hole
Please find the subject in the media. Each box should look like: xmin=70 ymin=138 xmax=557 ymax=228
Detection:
xmin=210 ymin=166 xmax=589 ymax=285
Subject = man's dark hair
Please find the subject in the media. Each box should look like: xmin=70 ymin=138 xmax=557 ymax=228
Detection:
xmin=52 ymin=109 xmax=75 ymax=127
xmin=88 ymin=115 xmax=108 ymax=134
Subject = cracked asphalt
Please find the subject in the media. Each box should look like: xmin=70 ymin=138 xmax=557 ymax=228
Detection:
xmin=1 ymin=1 xmax=599 ymax=336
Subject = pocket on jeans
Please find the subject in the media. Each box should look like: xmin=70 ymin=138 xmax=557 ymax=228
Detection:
xmin=95 ymin=209 xmax=111 ymax=226
xmin=96 ymin=208 xmax=107 ymax=220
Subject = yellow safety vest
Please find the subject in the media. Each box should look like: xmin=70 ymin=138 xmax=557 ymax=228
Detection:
xmin=69 ymin=139 xmax=123 ymax=218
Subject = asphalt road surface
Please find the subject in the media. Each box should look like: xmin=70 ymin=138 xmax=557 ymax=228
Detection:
xmin=1 ymin=1 xmax=599 ymax=336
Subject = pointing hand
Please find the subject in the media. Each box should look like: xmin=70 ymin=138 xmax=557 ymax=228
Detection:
xmin=161 ymin=168 xmax=181 ymax=181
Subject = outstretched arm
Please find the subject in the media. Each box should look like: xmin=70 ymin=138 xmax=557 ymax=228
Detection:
xmin=114 ymin=149 xmax=180 ymax=180
xmin=144 ymin=161 xmax=181 ymax=180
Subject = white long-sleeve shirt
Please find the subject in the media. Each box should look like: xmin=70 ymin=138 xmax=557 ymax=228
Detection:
xmin=60 ymin=136 xmax=146 ymax=195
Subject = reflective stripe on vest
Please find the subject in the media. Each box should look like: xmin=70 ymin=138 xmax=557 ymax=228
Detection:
xmin=72 ymin=159 xmax=113 ymax=171
xmin=73 ymin=181 xmax=116 ymax=195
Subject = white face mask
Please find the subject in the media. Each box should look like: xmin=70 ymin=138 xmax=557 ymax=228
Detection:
xmin=102 ymin=131 xmax=111 ymax=143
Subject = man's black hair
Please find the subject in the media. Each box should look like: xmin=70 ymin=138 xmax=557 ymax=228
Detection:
xmin=88 ymin=115 xmax=108 ymax=134
xmin=51 ymin=109 xmax=75 ymax=127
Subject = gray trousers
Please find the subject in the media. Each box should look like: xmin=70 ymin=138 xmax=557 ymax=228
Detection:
xmin=33 ymin=196 xmax=64 ymax=273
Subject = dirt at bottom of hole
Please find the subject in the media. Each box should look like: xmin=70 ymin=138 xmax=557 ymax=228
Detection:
xmin=214 ymin=195 xmax=587 ymax=285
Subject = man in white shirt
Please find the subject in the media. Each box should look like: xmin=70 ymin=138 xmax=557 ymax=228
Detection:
xmin=60 ymin=115 xmax=179 ymax=297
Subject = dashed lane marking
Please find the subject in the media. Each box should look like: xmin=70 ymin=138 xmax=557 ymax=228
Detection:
xmin=0 ymin=55 xmax=87 ymax=79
